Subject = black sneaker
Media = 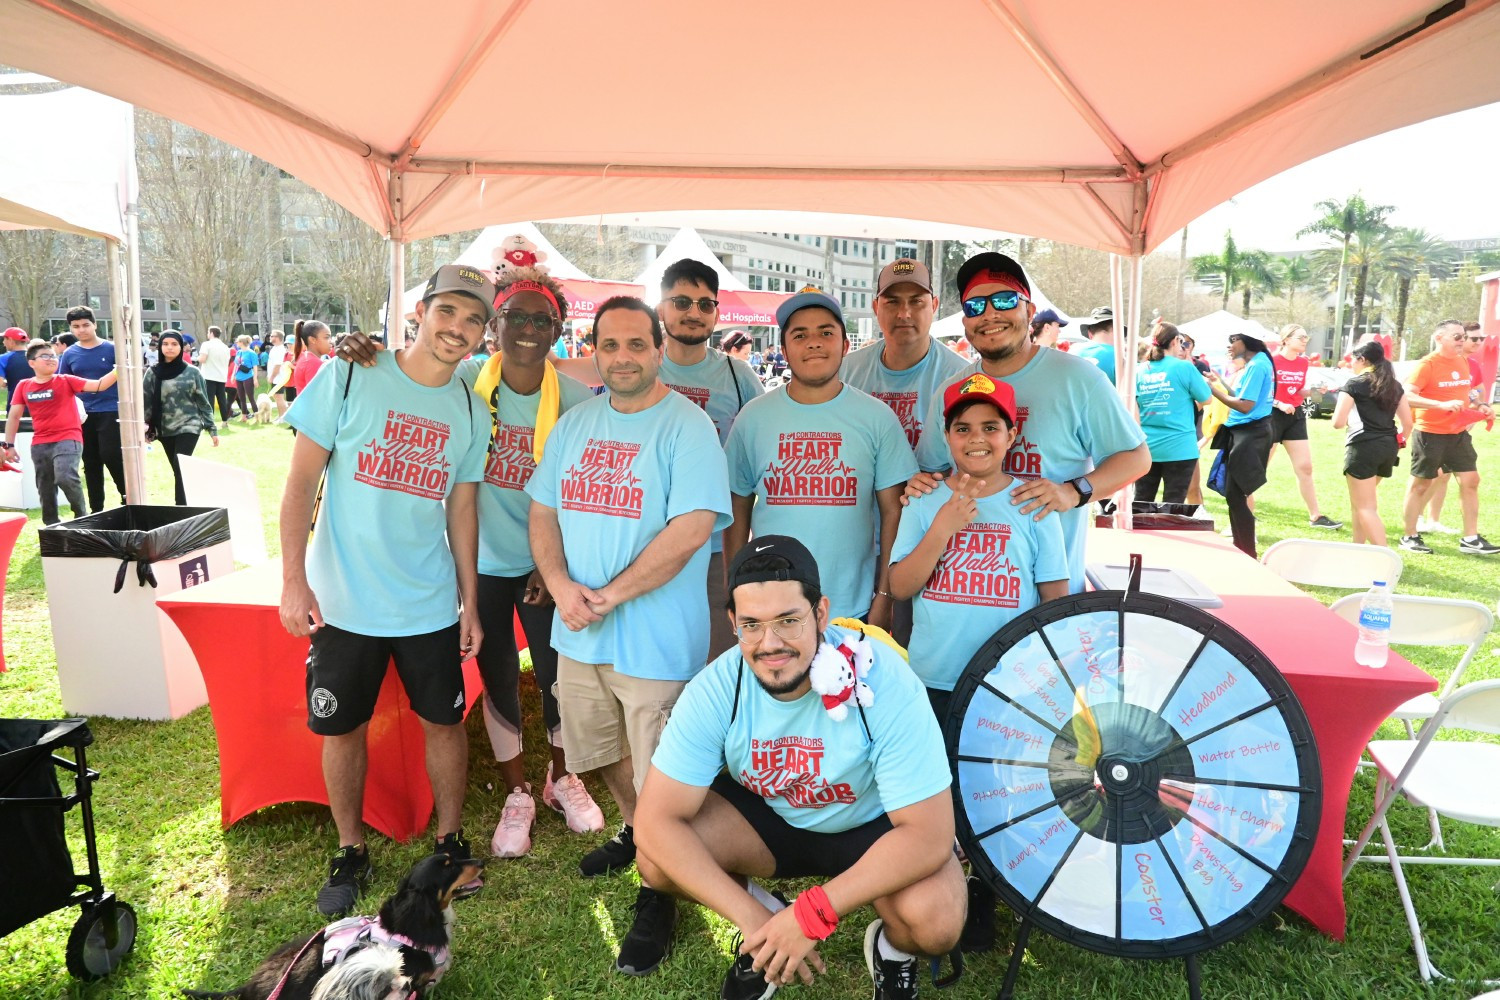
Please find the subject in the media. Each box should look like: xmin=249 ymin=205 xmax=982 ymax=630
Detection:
xmin=721 ymin=935 xmax=777 ymax=1000
xmin=434 ymin=831 xmax=483 ymax=898
xmin=1399 ymin=534 xmax=1433 ymax=554
xmin=316 ymin=845 xmax=373 ymax=918
xmin=1309 ymin=515 xmax=1343 ymax=529
xmin=959 ymin=876 xmax=996 ymax=953
xmin=1459 ymin=534 xmax=1500 ymax=555
xmin=864 ymin=919 xmax=919 ymax=1000
xmin=615 ymin=886 xmax=678 ymax=976
xmin=580 ymin=823 xmax=635 ymax=877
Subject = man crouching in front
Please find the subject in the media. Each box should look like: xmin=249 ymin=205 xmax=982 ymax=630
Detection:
xmin=634 ymin=534 xmax=965 ymax=1000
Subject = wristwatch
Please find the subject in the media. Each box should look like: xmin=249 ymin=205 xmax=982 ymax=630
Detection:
xmin=1067 ymin=476 xmax=1094 ymax=507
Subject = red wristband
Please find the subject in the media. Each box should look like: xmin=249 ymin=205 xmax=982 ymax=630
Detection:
xmin=793 ymin=885 xmax=838 ymax=940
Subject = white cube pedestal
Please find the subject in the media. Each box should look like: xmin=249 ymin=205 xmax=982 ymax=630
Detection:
xmin=44 ymin=539 xmax=234 ymax=720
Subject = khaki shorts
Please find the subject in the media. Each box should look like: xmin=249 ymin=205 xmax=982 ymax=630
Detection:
xmin=556 ymin=654 xmax=685 ymax=790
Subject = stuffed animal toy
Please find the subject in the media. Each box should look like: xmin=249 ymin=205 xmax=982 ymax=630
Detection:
xmin=808 ymin=634 xmax=875 ymax=721
xmin=491 ymin=233 xmax=549 ymax=275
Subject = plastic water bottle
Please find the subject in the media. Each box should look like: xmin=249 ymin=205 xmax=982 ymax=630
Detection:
xmin=1354 ymin=580 xmax=1392 ymax=668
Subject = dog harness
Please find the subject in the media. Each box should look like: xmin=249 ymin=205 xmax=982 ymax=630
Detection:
xmin=322 ymin=915 xmax=453 ymax=983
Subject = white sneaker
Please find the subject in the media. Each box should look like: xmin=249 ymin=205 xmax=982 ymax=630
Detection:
xmin=1419 ymin=518 xmax=1457 ymax=534
xmin=542 ymin=763 xmax=606 ymax=834
xmin=491 ymin=785 xmax=535 ymax=858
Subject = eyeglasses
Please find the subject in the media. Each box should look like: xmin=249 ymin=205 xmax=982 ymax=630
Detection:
xmin=1467 ymin=335 xmax=1485 ymax=342
xmin=32 ymin=354 xmax=57 ymax=362
xmin=500 ymin=310 xmax=558 ymax=334
xmin=664 ymin=295 xmax=719 ymax=314
xmin=734 ymin=615 xmax=808 ymax=644
xmin=960 ymin=290 xmax=1027 ymax=317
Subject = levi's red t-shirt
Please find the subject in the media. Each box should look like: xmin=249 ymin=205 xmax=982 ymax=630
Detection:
xmin=1271 ymin=354 xmax=1311 ymax=407
xmin=13 ymin=375 xmax=88 ymax=444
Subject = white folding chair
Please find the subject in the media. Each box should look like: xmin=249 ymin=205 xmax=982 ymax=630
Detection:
xmin=1260 ymin=538 xmax=1403 ymax=591
xmin=1342 ymin=679 xmax=1500 ymax=984
xmin=1332 ymin=594 xmax=1494 ymax=848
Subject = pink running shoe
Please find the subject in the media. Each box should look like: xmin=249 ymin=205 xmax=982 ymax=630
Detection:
xmin=490 ymin=786 xmax=535 ymax=858
xmin=542 ymin=763 xmax=606 ymax=834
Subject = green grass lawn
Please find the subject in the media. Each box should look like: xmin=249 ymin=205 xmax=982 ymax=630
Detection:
xmin=1 ymin=415 xmax=1498 ymax=999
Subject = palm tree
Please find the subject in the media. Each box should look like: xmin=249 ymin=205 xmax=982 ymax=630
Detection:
xmin=1191 ymin=231 xmax=1242 ymax=312
xmin=1297 ymin=194 xmax=1395 ymax=355
xmin=1192 ymin=233 xmax=1281 ymax=317
xmin=1277 ymin=255 xmax=1317 ymax=324
xmin=1235 ymin=249 xmax=1281 ymax=318
xmin=1382 ymin=228 xmax=1460 ymax=354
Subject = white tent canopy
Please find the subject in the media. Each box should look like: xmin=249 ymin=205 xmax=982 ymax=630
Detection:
xmin=3 ymin=1 xmax=1498 ymax=256
xmin=399 ymin=221 xmax=591 ymax=314
xmin=1178 ymin=310 xmax=1279 ymax=363
xmin=634 ymin=227 xmax=747 ymax=304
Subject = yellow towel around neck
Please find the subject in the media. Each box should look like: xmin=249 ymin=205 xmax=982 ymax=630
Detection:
xmin=473 ymin=353 xmax=559 ymax=464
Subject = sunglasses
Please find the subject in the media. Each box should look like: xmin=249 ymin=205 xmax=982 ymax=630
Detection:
xmin=664 ymin=295 xmax=719 ymax=314
xmin=961 ymin=290 xmax=1028 ymax=317
xmin=500 ymin=310 xmax=558 ymax=334
xmin=1467 ymin=335 xmax=1485 ymax=342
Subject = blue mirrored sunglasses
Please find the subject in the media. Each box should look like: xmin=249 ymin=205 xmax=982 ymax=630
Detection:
xmin=961 ymin=290 xmax=1027 ymax=317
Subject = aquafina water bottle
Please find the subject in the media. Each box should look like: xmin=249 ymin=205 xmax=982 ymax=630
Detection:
xmin=1354 ymin=580 xmax=1392 ymax=668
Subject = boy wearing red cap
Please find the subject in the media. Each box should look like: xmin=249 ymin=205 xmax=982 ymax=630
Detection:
xmin=2 ymin=327 xmax=34 ymax=407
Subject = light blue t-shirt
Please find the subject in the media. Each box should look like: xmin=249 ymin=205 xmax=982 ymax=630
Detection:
xmin=660 ymin=348 xmax=766 ymax=555
xmin=726 ymin=385 xmax=918 ymax=620
xmin=841 ymin=338 xmax=972 ymax=453
xmin=1137 ymin=357 xmax=1212 ymax=462
xmin=286 ymin=354 xmax=491 ymax=636
xmin=892 ymin=481 xmax=1069 ymax=691
xmin=1074 ymin=341 xmax=1117 ymax=386
xmin=526 ymin=390 xmax=732 ymax=680
xmin=651 ymin=624 xmax=951 ymax=834
xmin=475 ymin=368 xmax=594 ymax=577
xmin=233 ymin=348 xmax=259 ymax=383
xmin=1225 ymin=351 xmax=1275 ymax=426
xmin=914 ymin=350 xmax=1146 ymax=593
xmin=57 ymin=339 xmax=118 ymax=413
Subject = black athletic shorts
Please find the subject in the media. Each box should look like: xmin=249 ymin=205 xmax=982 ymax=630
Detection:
xmin=1344 ymin=435 xmax=1398 ymax=480
xmin=283 ymin=385 xmax=298 ymax=402
xmin=1409 ymin=429 xmax=1477 ymax=479
xmin=306 ymin=622 xmax=465 ymax=735
xmin=1268 ymin=407 xmax=1308 ymax=444
xmin=710 ymin=772 xmax=893 ymax=878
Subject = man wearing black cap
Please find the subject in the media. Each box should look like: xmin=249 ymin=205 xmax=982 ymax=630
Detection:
xmin=725 ymin=289 xmax=916 ymax=629
xmin=1028 ymin=309 xmax=1066 ymax=349
xmin=842 ymin=258 xmax=970 ymax=452
xmin=278 ymin=264 xmax=497 ymax=917
xmin=636 ymin=535 xmax=965 ymax=1000
xmin=912 ymin=252 xmax=1149 ymax=593
xmin=1074 ymin=306 xmax=1118 ymax=385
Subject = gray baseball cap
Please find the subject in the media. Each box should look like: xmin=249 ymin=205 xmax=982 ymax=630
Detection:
xmin=421 ymin=264 xmax=497 ymax=322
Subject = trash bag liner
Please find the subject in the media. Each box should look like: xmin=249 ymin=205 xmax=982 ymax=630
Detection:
xmin=38 ymin=506 xmax=230 ymax=591
xmin=0 ymin=718 xmax=91 ymax=939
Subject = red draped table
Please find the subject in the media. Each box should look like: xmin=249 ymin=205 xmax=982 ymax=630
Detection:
xmin=1085 ymin=528 xmax=1436 ymax=939
xmin=0 ymin=511 xmax=26 ymax=673
xmin=158 ymin=558 xmax=521 ymax=842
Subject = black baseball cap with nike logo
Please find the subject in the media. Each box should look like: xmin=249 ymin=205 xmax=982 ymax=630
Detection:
xmin=728 ymin=535 xmax=820 ymax=591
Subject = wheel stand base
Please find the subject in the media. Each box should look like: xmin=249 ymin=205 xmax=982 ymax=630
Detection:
xmin=996 ymin=920 xmax=1205 ymax=1000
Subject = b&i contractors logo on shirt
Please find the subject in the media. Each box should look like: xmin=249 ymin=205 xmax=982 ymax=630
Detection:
xmin=356 ymin=410 xmax=453 ymax=499
xmin=560 ymin=437 xmax=644 ymax=517
xmin=763 ymin=431 xmax=857 ymax=506
xmin=924 ymin=522 xmax=1022 ymax=607
xmin=742 ymin=735 xmax=856 ymax=808
xmin=486 ymin=423 xmax=537 ymax=491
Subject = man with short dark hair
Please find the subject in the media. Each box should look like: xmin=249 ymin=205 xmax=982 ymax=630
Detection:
xmin=655 ymin=259 xmax=765 ymax=660
xmin=636 ymin=535 xmax=965 ymax=1000
xmin=527 ymin=296 xmax=732 ymax=975
xmin=2 ymin=327 xmax=34 ymax=406
xmin=57 ymin=306 xmax=128 ymax=510
xmin=196 ymin=325 xmax=233 ymax=426
xmin=279 ymin=264 xmax=496 ymax=917
xmin=1072 ymin=306 xmax=1118 ymax=385
xmin=726 ymin=290 xmax=916 ymax=630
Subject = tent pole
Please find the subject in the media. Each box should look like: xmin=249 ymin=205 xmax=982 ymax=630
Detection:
xmin=106 ymin=228 xmax=147 ymax=506
xmin=1107 ymin=255 xmax=1129 ymax=530
xmin=386 ymin=169 xmax=406 ymax=345
xmin=1120 ymin=255 xmax=1144 ymax=531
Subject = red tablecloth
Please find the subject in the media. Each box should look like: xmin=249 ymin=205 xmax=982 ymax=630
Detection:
xmin=1086 ymin=528 xmax=1436 ymax=939
xmin=0 ymin=512 xmax=26 ymax=673
xmin=157 ymin=559 xmax=519 ymax=842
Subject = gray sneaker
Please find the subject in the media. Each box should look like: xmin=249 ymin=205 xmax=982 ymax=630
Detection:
xmin=316 ymin=845 xmax=373 ymax=918
xmin=1459 ymin=534 xmax=1500 ymax=555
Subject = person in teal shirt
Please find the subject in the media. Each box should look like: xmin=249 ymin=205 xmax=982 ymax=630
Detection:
xmin=636 ymin=536 xmax=964 ymax=999
xmin=725 ymin=291 xmax=916 ymax=627
xmin=1072 ymin=306 xmax=1118 ymax=386
xmin=1136 ymin=323 xmax=1213 ymax=503
xmin=1205 ymin=332 xmax=1276 ymax=555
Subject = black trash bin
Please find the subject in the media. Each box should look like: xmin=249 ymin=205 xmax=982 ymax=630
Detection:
xmin=0 ymin=718 xmax=137 ymax=979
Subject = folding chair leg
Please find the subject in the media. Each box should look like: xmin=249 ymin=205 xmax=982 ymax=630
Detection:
xmin=1423 ymin=808 xmax=1445 ymax=852
xmin=1381 ymin=815 xmax=1439 ymax=983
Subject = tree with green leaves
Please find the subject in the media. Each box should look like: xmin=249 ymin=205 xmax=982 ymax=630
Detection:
xmin=1275 ymin=255 xmax=1318 ymax=326
xmin=1380 ymin=227 xmax=1459 ymax=355
xmin=1296 ymin=194 xmax=1394 ymax=356
xmin=1191 ymin=232 xmax=1279 ymax=317
xmin=1191 ymin=231 xmax=1243 ymax=312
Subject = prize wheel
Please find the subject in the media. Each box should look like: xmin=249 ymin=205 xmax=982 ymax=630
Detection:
xmin=947 ymin=589 xmax=1321 ymax=960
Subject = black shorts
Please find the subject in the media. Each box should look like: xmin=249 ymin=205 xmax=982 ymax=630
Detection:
xmin=1268 ymin=407 xmax=1308 ymax=444
xmin=710 ymin=772 xmax=892 ymax=878
xmin=1409 ymin=429 xmax=1477 ymax=479
xmin=283 ymin=385 xmax=298 ymax=402
xmin=1344 ymin=436 xmax=1398 ymax=480
xmin=306 ymin=622 xmax=465 ymax=735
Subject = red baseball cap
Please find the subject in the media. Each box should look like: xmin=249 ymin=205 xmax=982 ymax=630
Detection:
xmin=942 ymin=372 xmax=1017 ymax=426
xmin=3 ymin=327 xmax=27 ymax=343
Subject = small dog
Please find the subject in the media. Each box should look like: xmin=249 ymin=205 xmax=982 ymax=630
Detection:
xmin=183 ymin=853 xmax=481 ymax=1000
xmin=254 ymin=393 xmax=276 ymax=424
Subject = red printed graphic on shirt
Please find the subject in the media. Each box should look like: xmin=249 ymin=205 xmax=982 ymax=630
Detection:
xmin=1002 ymin=406 xmax=1043 ymax=479
xmin=1271 ymin=355 xmax=1310 ymax=406
xmin=560 ymin=437 xmax=644 ymax=518
xmin=666 ymin=383 xmax=711 ymax=411
xmin=741 ymin=735 xmax=857 ymax=809
xmin=872 ymin=390 xmax=921 ymax=448
xmin=354 ymin=410 xmax=454 ymax=500
xmin=485 ymin=422 xmax=536 ymax=492
xmin=762 ymin=431 xmax=858 ymax=506
xmin=924 ymin=522 xmax=1022 ymax=608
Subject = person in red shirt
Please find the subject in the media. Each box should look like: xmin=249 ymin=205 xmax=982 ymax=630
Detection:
xmin=1421 ymin=322 xmax=1494 ymax=533
xmin=1399 ymin=320 xmax=1498 ymax=555
xmin=1267 ymin=324 xmax=1340 ymax=529
xmin=2 ymin=341 xmax=119 ymax=525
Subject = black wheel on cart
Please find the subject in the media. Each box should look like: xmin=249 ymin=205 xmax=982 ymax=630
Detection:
xmin=65 ymin=898 xmax=136 ymax=980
